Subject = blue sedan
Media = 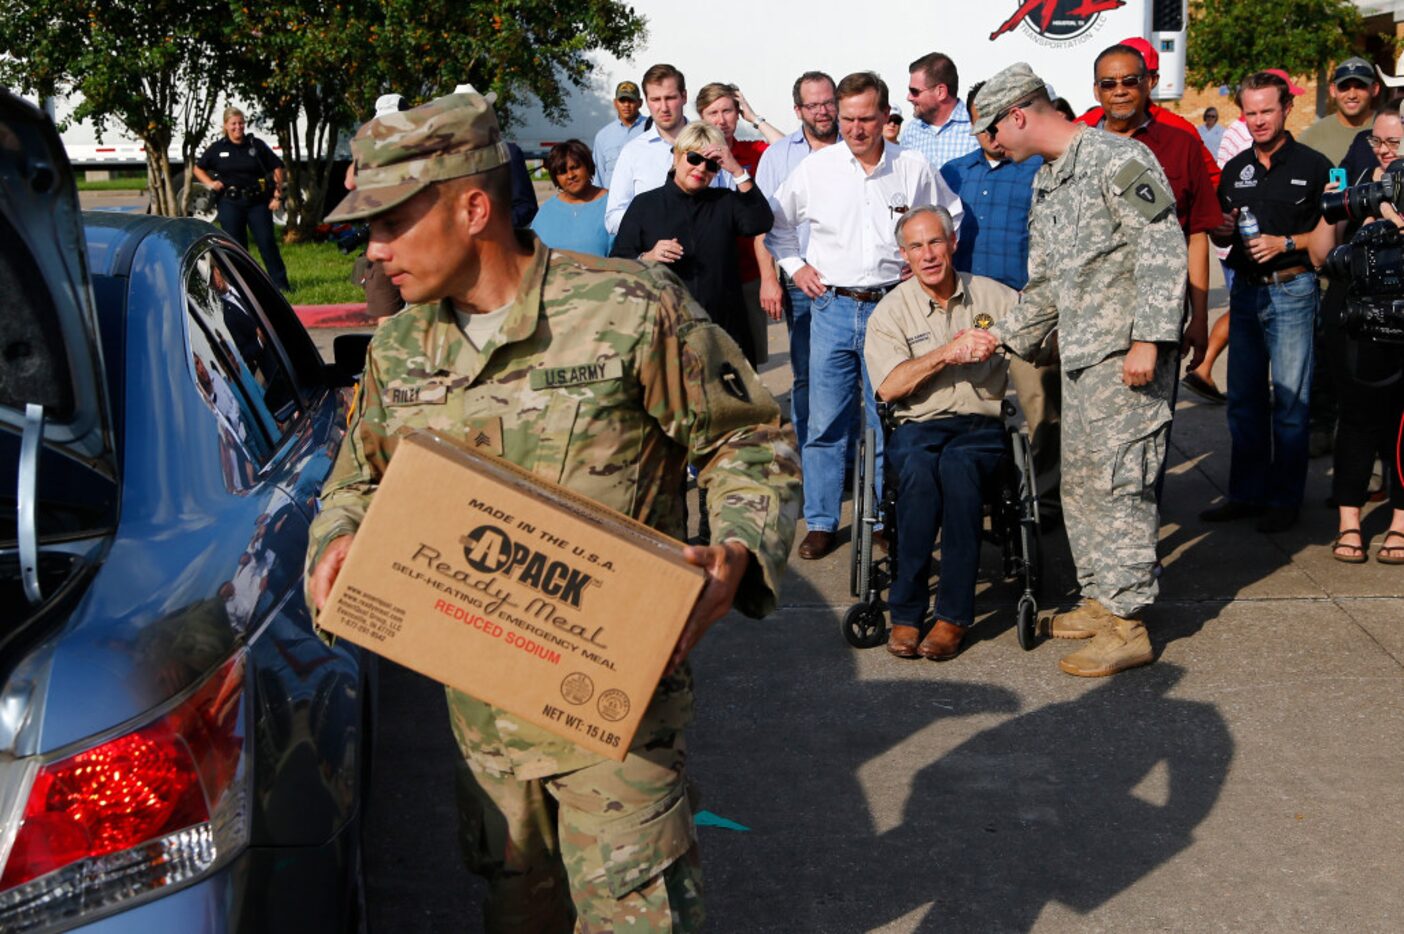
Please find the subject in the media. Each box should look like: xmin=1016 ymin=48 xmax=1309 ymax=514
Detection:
xmin=0 ymin=91 xmax=373 ymax=931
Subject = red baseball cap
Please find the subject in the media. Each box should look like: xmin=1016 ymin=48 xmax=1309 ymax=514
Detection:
xmin=1263 ymin=68 xmax=1307 ymax=96
xmin=1119 ymin=37 xmax=1159 ymax=73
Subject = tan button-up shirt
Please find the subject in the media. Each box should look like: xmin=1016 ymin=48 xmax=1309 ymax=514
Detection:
xmin=864 ymin=273 xmax=1015 ymax=424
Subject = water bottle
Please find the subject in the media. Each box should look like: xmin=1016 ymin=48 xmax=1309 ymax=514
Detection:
xmin=1237 ymin=206 xmax=1261 ymax=242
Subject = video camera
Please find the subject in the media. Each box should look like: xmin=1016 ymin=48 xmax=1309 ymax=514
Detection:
xmin=1320 ymin=160 xmax=1404 ymax=343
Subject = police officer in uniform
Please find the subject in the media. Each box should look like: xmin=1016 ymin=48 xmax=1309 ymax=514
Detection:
xmin=193 ymin=106 xmax=293 ymax=292
xmin=305 ymin=92 xmax=800 ymax=931
xmin=965 ymin=64 xmax=1187 ymax=678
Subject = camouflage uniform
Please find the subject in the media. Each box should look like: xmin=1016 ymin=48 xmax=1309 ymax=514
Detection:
xmin=988 ymin=123 xmax=1186 ymax=618
xmin=307 ymin=93 xmax=801 ymax=931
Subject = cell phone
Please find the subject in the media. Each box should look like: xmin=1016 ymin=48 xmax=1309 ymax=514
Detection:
xmin=1329 ymin=167 xmax=1348 ymax=188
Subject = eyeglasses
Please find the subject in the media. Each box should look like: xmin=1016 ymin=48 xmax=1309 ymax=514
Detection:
xmin=1096 ymin=75 xmax=1146 ymax=90
xmin=684 ymin=151 xmax=721 ymax=172
xmin=1368 ymin=136 xmax=1402 ymax=152
xmin=799 ymin=99 xmax=837 ymax=114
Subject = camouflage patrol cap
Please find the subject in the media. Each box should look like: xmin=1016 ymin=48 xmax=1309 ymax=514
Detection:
xmin=326 ymin=92 xmax=509 ymax=223
xmin=970 ymin=63 xmax=1048 ymax=136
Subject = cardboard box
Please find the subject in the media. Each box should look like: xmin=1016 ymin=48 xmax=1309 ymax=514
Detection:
xmin=317 ymin=430 xmax=707 ymax=760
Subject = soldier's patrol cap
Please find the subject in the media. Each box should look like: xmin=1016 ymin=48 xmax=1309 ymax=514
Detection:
xmin=970 ymin=63 xmax=1048 ymax=136
xmin=615 ymin=81 xmax=642 ymax=101
xmin=325 ymin=92 xmax=509 ymax=223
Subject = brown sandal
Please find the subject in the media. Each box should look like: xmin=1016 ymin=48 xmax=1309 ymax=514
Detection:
xmin=1333 ymin=529 xmax=1367 ymax=564
xmin=1377 ymin=530 xmax=1404 ymax=565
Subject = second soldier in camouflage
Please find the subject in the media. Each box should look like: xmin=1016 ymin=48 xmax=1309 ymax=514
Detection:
xmin=971 ymin=63 xmax=1187 ymax=678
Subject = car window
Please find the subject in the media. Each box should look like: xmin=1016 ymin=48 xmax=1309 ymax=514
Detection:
xmin=216 ymin=246 xmax=326 ymax=394
xmin=184 ymin=248 xmax=302 ymax=461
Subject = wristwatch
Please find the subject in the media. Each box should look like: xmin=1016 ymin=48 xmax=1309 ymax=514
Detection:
xmin=1284 ymin=235 xmax=1297 ymax=252
xmin=750 ymin=117 xmax=765 ymax=129
xmin=734 ymin=170 xmax=752 ymax=186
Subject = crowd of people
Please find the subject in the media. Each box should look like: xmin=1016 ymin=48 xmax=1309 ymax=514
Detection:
xmin=312 ymin=42 xmax=1404 ymax=931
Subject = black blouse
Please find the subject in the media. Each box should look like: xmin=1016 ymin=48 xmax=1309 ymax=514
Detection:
xmin=611 ymin=174 xmax=773 ymax=363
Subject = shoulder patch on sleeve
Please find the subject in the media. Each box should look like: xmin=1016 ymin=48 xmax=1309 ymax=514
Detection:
xmin=1111 ymin=159 xmax=1174 ymax=222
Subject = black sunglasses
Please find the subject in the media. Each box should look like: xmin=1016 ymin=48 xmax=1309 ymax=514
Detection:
xmin=1096 ymin=75 xmax=1146 ymax=90
xmin=985 ymin=106 xmax=1014 ymax=141
xmin=685 ymin=151 xmax=721 ymax=172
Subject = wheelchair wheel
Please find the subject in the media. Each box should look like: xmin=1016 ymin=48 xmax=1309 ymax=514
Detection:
xmin=1016 ymin=595 xmax=1038 ymax=651
xmin=843 ymin=602 xmax=888 ymax=649
xmin=849 ymin=431 xmax=869 ymax=598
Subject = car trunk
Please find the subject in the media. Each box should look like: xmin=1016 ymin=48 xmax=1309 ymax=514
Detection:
xmin=0 ymin=90 xmax=119 ymax=632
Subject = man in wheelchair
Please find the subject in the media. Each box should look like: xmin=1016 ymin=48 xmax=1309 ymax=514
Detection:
xmin=863 ymin=205 xmax=1019 ymax=660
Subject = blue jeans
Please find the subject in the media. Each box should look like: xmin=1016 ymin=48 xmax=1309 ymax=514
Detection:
xmin=886 ymin=416 xmax=1005 ymax=627
xmin=1226 ymin=272 xmax=1318 ymax=510
xmin=803 ymin=290 xmax=882 ymax=532
xmin=784 ymin=285 xmax=812 ymax=449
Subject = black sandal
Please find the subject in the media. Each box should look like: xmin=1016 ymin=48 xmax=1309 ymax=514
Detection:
xmin=1377 ymin=530 xmax=1404 ymax=565
xmin=1333 ymin=529 xmax=1367 ymax=564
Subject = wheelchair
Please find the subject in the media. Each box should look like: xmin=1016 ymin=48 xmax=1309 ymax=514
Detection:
xmin=844 ymin=400 xmax=1043 ymax=651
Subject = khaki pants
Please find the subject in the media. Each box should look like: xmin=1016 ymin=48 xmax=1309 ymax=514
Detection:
xmin=448 ymin=692 xmax=704 ymax=933
xmin=1007 ymin=353 xmax=1062 ymax=505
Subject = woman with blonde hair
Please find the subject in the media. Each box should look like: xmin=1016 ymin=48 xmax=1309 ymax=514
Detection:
xmin=193 ymin=106 xmax=292 ymax=292
xmin=695 ymin=82 xmax=785 ymax=362
xmin=611 ymin=121 xmax=772 ymax=363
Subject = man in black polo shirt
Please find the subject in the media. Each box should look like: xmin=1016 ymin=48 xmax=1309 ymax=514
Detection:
xmin=1205 ymin=71 xmax=1333 ymax=533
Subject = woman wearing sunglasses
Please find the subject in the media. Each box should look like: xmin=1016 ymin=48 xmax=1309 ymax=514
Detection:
xmin=1320 ymin=100 xmax=1404 ymax=564
xmin=611 ymin=121 xmax=773 ymax=364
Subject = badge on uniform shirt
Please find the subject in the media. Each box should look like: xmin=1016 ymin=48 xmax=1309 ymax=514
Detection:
xmin=1135 ymin=183 xmax=1156 ymax=203
xmin=974 ymin=312 xmax=994 ymax=330
xmin=464 ymin=416 xmax=503 ymax=455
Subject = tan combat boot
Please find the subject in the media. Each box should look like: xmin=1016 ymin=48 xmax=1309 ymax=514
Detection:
xmin=1058 ymin=616 xmax=1153 ymax=677
xmin=1047 ymin=598 xmax=1115 ymax=640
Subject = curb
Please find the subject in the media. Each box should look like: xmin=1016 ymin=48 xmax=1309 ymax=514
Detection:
xmin=293 ymin=303 xmax=377 ymax=329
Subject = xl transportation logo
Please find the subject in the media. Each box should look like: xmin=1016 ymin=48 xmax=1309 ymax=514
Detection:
xmin=991 ymin=0 xmax=1127 ymax=46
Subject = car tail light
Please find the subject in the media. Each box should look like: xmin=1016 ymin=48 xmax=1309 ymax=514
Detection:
xmin=0 ymin=653 xmax=249 ymax=931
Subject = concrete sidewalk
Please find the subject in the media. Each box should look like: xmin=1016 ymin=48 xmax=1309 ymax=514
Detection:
xmin=682 ymin=302 xmax=1404 ymax=932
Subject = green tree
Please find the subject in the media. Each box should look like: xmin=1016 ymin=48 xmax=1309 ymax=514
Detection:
xmin=225 ymin=0 xmax=373 ymax=241
xmin=1187 ymin=0 xmax=1362 ymax=91
xmin=372 ymin=0 xmax=647 ymax=129
xmin=0 ymin=0 xmax=232 ymax=216
xmin=230 ymin=0 xmax=647 ymax=240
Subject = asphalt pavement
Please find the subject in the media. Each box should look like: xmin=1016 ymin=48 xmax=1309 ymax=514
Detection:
xmin=310 ymin=277 xmax=1404 ymax=933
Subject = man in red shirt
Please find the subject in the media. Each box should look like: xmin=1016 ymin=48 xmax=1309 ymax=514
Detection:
xmin=1079 ymin=36 xmax=1220 ymax=190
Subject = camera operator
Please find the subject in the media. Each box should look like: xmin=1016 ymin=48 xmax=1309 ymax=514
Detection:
xmin=1205 ymin=71 xmax=1334 ymax=534
xmin=1320 ymin=101 xmax=1404 ymax=564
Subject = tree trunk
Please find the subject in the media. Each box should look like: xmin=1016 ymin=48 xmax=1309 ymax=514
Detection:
xmin=144 ymin=146 xmax=179 ymax=217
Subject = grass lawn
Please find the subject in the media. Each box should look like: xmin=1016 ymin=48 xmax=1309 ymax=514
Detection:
xmin=263 ymin=235 xmax=364 ymax=304
xmin=76 ymin=177 xmax=148 ymax=191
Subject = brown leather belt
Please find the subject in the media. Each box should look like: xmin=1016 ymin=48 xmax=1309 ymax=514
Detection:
xmin=1251 ymin=265 xmax=1311 ymax=285
xmin=831 ymin=284 xmax=895 ymax=303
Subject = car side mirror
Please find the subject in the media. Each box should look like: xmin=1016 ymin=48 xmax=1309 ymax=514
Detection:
xmin=329 ymin=333 xmax=371 ymax=386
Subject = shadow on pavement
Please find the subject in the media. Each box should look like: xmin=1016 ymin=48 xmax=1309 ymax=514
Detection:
xmin=689 ymin=571 xmax=1234 ymax=933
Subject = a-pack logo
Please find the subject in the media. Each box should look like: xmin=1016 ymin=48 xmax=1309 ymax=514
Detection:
xmin=461 ymin=524 xmax=595 ymax=609
xmin=990 ymin=0 xmax=1127 ymax=45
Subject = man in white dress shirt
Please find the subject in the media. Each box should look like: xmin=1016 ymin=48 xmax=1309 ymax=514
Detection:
xmin=767 ymin=71 xmax=964 ymax=559
xmin=604 ymin=63 xmax=731 ymax=235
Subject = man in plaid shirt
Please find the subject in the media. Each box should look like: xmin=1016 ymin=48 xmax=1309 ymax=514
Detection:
xmin=902 ymin=51 xmax=980 ymax=170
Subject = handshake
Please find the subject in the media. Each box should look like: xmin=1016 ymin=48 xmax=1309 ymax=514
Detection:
xmin=944 ymin=327 xmax=999 ymax=366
